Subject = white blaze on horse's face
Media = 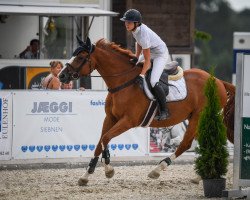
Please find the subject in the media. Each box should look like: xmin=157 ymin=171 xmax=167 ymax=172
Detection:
xmin=68 ymin=56 xmax=76 ymax=65
xmin=58 ymin=56 xmax=76 ymax=81
xmin=59 ymin=65 xmax=67 ymax=77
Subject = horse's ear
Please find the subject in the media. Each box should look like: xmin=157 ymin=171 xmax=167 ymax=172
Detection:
xmin=76 ymin=35 xmax=84 ymax=47
xmin=86 ymin=37 xmax=92 ymax=48
xmin=86 ymin=36 xmax=93 ymax=53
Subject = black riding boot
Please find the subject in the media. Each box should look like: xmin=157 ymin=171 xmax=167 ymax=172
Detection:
xmin=153 ymin=82 xmax=170 ymax=121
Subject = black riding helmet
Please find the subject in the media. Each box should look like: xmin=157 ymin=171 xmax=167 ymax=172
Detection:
xmin=120 ymin=9 xmax=142 ymax=23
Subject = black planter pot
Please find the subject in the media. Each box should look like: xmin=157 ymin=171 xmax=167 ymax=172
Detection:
xmin=203 ymin=178 xmax=226 ymax=198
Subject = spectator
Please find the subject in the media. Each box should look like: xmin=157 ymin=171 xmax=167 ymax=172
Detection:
xmin=41 ymin=61 xmax=63 ymax=89
xmin=61 ymin=81 xmax=73 ymax=89
xmin=19 ymin=39 xmax=40 ymax=59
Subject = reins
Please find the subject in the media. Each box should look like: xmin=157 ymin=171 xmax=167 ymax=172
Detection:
xmin=88 ymin=56 xmax=140 ymax=93
xmin=84 ymin=61 xmax=139 ymax=93
xmin=63 ymin=38 xmax=141 ymax=93
xmin=68 ymin=52 xmax=139 ymax=93
xmin=69 ymin=46 xmax=139 ymax=79
xmin=90 ymin=63 xmax=138 ymax=78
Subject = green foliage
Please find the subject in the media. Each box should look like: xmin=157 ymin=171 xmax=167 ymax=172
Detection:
xmin=195 ymin=69 xmax=229 ymax=179
xmin=195 ymin=0 xmax=250 ymax=82
xmin=195 ymin=30 xmax=212 ymax=41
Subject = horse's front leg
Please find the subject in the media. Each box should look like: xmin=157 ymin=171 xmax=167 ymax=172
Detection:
xmin=78 ymin=115 xmax=116 ymax=186
xmin=148 ymin=115 xmax=198 ymax=179
xmin=78 ymin=146 xmax=113 ymax=186
xmin=101 ymin=146 xmax=114 ymax=178
xmin=99 ymin=116 xmax=132 ymax=173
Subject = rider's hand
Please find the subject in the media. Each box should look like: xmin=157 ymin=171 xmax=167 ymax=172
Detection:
xmin=135 ymin=74 xmax=144 ymax=89
xmin=130 ymin=57 xmax=138 ymax=65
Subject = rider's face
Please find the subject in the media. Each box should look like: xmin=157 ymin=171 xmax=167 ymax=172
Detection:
xmin=125 ymin=21 xmax=135 ymax=31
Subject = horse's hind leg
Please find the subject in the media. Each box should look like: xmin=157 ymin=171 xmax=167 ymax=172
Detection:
xmin=148 ymin=114 xmax=198 ymax=179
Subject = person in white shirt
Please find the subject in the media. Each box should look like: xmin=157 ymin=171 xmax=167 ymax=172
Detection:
xmin=19 ymin=39 xmax=40 ymax=59
xmin=120 ymin=9 xmax=170 ymax=121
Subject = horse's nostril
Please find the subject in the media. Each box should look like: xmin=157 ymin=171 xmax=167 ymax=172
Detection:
xmin=59 ymin=73 xmax=65 ymax=79
xmin=59 ymin=73 xmax=67 ymax=83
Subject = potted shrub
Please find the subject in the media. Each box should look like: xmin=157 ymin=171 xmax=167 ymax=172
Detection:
xmin=195 ymin=70 xmax=229 ymax=198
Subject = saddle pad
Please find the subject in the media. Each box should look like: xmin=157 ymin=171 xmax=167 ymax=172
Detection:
xmin=142 ymin=77 xmax=187 ymax=102
xmin=139 ymin=77 xmax=187 ymax=127
xmin=166 ymin=77 xmax=187 ymax=102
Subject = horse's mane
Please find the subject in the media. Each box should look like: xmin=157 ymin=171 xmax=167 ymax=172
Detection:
xmin=96 ymin=38 xmax=134 ymax=58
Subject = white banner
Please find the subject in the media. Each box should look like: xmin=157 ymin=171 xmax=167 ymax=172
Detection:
xmin=243 ymin=55 xmax=250 ymax=117
xmin=0 ymin=91 xmax=12 ymax=160
xmin=12 ymin=91 xmax=148 ymax=159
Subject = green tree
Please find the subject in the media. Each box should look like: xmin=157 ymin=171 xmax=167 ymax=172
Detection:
xmin=195 ymin=69 xmax=229 ymax=179
xmin=195 ymin=0 xmax=250 ymax=82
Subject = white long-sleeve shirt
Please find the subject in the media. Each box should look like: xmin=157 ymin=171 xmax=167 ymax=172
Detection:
xmin=132 ymin=23 xmax=167 ymax=55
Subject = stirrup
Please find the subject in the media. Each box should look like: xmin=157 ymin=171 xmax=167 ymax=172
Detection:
xmin=154 ymin=111 xmax=169 ymax=121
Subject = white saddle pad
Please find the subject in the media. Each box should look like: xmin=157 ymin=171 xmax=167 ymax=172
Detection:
xmin=143 ymin=77 xmax=187 ymax=102
xmin=166 ymin=77 xmax=187 ymax=102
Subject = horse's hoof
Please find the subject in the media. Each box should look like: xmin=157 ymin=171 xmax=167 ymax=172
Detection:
xmin=105 ymin=168 xmax=115 ymax=178
xmin=148 ymin=170 xmax=160 ymax=179
xmin=78 ymin=177 xmax=88 ymax=186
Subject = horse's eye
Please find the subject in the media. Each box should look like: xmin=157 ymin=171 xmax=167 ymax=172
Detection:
xmin=77 ymin=56 xmax=85 ymax=61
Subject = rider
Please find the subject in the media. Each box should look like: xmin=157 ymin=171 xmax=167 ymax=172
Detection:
xmin=120 ymin=9 xmax=171 ymax=120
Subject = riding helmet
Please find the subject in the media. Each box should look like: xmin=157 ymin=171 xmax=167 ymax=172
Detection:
xmin=120 ymin=9 xmax=142 ymax=23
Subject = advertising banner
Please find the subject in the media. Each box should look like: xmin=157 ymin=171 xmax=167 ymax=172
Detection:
xmin=242 ymin=55 xmax=250 ymax=118
xmin=12 ymin=91 xmax=148 ymax=159
xmin=240 ymin=55 xmax=250 ymax=179
xmin=0 ymin=91 xmax=12 ymax=160
xmin=26 ymin=67 xmax=50 ymax=89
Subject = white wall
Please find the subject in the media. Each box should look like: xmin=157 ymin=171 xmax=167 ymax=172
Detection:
xmin=0 ymin=15 xmax=39 ymax=59
xmin=0 ymin=0 xmax=113 ymax=90
xmin=0 ymin=0 xmax=99 ymax=6
xmin=88 ymin=0 xmax=111 ymax=90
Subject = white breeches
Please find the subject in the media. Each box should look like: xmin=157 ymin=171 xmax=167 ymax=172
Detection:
xmin=138 ymin=49 xmax=170 ymax=87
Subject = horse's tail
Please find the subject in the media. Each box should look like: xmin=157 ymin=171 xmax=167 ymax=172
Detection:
xmin=221 ymin=80 xmax=235 ymax=144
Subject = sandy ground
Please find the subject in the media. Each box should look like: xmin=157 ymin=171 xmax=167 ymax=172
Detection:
xmin=0 ymin=163 xmax=234 ymax=200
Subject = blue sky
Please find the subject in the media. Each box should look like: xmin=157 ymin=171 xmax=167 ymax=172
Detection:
xmin=226 ymin=0 xmax=250 ymax=11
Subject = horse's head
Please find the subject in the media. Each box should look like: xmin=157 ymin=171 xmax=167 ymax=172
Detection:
xmin=59 ymin=36 xmax=95 ymax=84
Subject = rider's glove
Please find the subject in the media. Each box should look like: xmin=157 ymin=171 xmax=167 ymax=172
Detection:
xmin=130 ymin=57 xmax=138 ymax=65
xmin=135 ymin=74 xmax=144 ymax=89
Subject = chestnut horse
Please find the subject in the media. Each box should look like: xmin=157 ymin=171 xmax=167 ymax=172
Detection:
xmin=59 ymin=37 xmax=235 ymax=186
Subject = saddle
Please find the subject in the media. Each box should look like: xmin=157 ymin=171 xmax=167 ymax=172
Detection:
xmin=139 ymin=62 xmax=186 ymax=127
xmin=145 ymin=61 xmax=183 ymax=96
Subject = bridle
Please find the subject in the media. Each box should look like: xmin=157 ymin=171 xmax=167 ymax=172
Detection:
xmin=66 ymin=49 xmax=138 ymax=79
xmin=65 ymin=52 xmax=94 ymax=80
xmin=61 ymin=37 xmax=141 ymax=93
